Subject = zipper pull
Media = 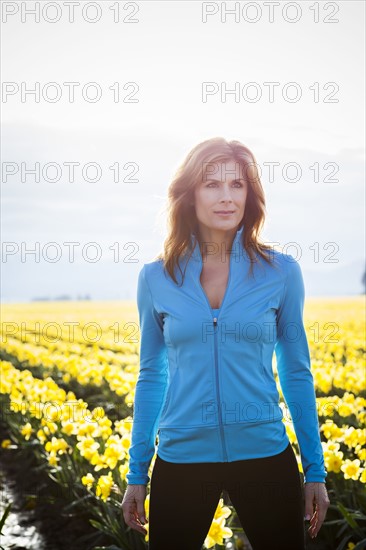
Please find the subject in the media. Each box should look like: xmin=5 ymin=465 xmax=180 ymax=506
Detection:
xmin=213 ymin=317 xmax=218 ymax=327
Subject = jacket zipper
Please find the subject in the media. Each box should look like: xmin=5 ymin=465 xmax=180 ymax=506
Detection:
xmin=212 ymin=317 xmax=228 ymax=461
xmin=197 ymin=248 xmax=235 ymax=463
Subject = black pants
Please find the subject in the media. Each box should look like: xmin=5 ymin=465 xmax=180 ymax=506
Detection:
xmin=148 ymin=442 xmax=306 ymax=550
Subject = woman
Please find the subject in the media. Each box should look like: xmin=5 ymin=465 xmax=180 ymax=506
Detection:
xmin=121 ymin=137 xmax=330 ymax=549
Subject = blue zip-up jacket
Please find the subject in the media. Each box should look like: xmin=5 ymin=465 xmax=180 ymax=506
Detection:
xmin=126 ymin=224 xmax=327 ymax=485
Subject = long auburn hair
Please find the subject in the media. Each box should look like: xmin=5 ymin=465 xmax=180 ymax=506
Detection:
xmin=154 ymin=137 xmax=277 ymax=286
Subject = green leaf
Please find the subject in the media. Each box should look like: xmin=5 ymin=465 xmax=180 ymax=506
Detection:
xmin=323 ymin=519 xmax=347 ymax=526
xmin=63 ymin=493 xmax=94 ymax=511
xmin=353 ymin=539 xmax=366 ymax=550
xmin=89 ymin=519 xmax=117 ymax=537
xmin=89 ymin=519 xmax=105 ymax=530
xmin=336 ymin=501 xmax=358 ymax=529
xmin=0 ymin=503 xmax=12 ymax=533
xmin=335 ymin=534 xmax=352 ymax=550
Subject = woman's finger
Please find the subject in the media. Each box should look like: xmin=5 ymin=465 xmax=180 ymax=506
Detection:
xmin=304 ymin=483 xmax=330 ymax=539
xmin=123 ymin=508 xmax=147 ymax=534
xmin=129 ymin=518 xmax=147 ymax=535
xmin=122 ymin=485 xmax=147 ymax=535
xmin=309 ymin=494 xmax=330 ymax=537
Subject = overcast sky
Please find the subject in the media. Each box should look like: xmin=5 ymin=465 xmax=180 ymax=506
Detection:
xmin=1 ymin=1 xmax=365 ymax=302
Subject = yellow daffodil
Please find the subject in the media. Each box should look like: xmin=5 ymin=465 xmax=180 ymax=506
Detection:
xmin=81 ymin=473 xmax=95 ymax=489
xmin=341 ymin=459 xmax=362 ymax=481
xmin=95 ymin=471 xmax=114 ymax=501
xmin=204 ymin=516 xmax=233 ymax=548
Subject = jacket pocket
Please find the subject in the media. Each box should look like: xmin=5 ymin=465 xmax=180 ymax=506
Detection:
xmin=159 ymin=367 xmax=179 ymax=418
xmin=262 ymin=299 xmax=278 ymax=344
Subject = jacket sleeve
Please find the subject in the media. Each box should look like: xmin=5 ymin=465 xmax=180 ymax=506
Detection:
xmin=274 ymin=255 xmax=327 ymax=484
xmin=126 ymin=264 xmax=169 ymax=485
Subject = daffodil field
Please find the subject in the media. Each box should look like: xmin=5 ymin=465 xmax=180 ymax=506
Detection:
xmin=0 ymin=297 xmax=365 ymax=550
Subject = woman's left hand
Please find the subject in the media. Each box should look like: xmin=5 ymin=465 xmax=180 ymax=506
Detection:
xmin=304 ymin=482 xmax=330 ymax=539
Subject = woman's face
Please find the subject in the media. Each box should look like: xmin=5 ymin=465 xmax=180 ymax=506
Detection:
xmin=193 ymin=158 xmax=248 ymax=234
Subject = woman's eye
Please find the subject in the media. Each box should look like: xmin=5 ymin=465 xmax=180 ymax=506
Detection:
xmin=206 ymin=180 xmax=244 ymax=188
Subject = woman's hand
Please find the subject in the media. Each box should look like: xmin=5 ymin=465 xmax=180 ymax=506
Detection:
xmin=304 ymin=482 xmax=330 ymax=539
xmin=121 ymin=484 xmax=148 ymax=535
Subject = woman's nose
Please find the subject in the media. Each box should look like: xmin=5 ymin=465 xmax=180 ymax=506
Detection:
xmin=219 ymin=185 xmax=233 ymax=201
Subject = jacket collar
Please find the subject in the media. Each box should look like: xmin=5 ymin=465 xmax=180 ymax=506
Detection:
xmin=189 ymin=224 xmax=245 ymax=263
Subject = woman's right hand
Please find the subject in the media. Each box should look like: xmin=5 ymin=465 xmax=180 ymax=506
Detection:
xmin=121 ymin=484 xmax=148 ymax=535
